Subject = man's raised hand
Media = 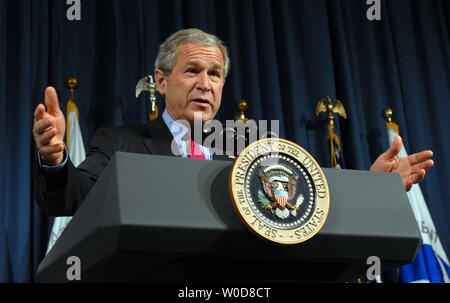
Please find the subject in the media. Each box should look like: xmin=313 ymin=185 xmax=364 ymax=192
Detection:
xmin=33 ymin=87 xmax=66 ymax=166
xmin=370 ymin=136 xmax=434 ymax=191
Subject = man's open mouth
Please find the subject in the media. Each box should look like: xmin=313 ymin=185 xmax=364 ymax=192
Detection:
xmin=193 ymin=99 xmax=209 ymax=104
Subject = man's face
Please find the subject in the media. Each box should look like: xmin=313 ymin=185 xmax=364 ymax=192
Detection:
xmin=155 ymin=43 xmax=226 ymax=124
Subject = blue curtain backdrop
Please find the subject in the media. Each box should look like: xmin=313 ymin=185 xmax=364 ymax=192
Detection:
xmin=0 ymin=0 xmax=449 ymax=282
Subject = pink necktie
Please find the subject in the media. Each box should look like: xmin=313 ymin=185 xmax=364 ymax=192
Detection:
xmin=189 ymin=138 xmax=206 ymax=159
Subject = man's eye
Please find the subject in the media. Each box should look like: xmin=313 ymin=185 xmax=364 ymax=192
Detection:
xmin=186 ymin=68 xmax=197 ymax=73
xmin=209 ymin=71 xmax=220 ymax=77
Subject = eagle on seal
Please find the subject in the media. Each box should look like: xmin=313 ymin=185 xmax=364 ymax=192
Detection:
xmin=258 ymin=173 xmax=298 ymax=211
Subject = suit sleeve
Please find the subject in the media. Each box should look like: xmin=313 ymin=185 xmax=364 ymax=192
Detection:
xmin=33 ymin=127 xmax=116 ymax=216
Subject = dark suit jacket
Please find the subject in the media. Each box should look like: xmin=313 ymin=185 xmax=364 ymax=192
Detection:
xmin=33 ymin=115 xmax=231 ymax=217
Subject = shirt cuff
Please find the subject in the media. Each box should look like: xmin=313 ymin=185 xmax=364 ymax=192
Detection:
xmin=37 ymin=145 xmax=69 ymax=193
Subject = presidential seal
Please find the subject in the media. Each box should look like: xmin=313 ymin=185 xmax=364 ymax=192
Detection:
xmin=229 ymin=138 xmax=330 ymax=245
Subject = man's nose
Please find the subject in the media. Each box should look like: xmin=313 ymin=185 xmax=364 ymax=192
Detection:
xmin=196 ymin=72 xmax=211 ymax=92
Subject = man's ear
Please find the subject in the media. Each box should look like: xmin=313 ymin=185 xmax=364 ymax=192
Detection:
xmin=154 ymin=69 xmax=167 ymax=96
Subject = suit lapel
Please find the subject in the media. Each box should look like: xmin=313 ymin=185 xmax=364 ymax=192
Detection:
xmin=142 ymin=115 xmax=181 ymax=157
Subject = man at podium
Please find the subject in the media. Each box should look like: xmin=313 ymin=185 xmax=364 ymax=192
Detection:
xmin=32 ymin=28 xmax=434 ymax=217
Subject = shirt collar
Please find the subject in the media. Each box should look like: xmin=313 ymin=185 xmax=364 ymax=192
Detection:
xmin=162 ymin=109 xmax=189 ymax=139
xmin=161 ymin=109 xmax=212 ymax=160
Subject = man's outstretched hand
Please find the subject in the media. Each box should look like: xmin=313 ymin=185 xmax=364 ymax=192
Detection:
xmin=32 ymin=87 xmax=66 ymax=166
xmin=370 ymin=136 xmax=434 ymax=191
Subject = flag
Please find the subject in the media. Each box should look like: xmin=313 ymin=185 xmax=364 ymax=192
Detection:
xmin=46 ymin=99 xmax=86 ymax=254
xmin=385 ymin=122 xmax=450 ymax=283
xmin=328 ymin=131 xmax=344 ymax=169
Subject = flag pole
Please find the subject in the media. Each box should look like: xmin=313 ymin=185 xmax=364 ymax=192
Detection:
xmin=316 ymin=96 xmax=347 ymax=168
xmin=65 ymin=77 xmax=80 ymax=149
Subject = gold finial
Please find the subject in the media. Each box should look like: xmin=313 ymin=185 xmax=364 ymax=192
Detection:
xmin=236 ymin=99 xmax=249 ymax=122
xmin=65 ymin=77 xmax=79 ymax=102
xmin=136 ymin=75 xmax=158 ymax=120
xmin=382 ymin=107 xmax=399 ymax=134
xmin=64 ymin=77 xmax=80 ymax=148
xmin=65 ymin=77 xmax=79 ymax=89
xmin=316 ymin=96 xmax=347 ymax=168
xmin=382 ymin=107 xmax=394 ymax=123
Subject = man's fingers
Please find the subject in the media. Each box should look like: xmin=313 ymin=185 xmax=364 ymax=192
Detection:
xmin=404 ymin=180 xmax=413 ymax=192
xmin=33 ymin=117 xmax=55 ymax=135
xmin=404 ymin=169 xmax=427 ymax=192
xmin=409 ymin=159 xmax=434 ymax=177
xmin=34 ymin=104 xmax=46 ymax=122
xmin=36 ymin=128 xmax=58 ymax=146
xmin=382 ymin=136 xmax=402 ymax=160
xmin=419 ymin=159 xmax=434 ymax=171
xmin=45 ymin=86 xmax=61 ymax=115
xmin=39 ymin=143 xmax=64 ymax=156
xmin=39 ymin=143 xmax=65 ymax=166
xmin=405 ymin=169 xmax=427 ymax=191
xmin=409 ymin=150 xmax=433 ymax=166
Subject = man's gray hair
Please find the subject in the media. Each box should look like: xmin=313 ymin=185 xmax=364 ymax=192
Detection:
xmin=155 ymin=28 xmax=230 ymax=78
